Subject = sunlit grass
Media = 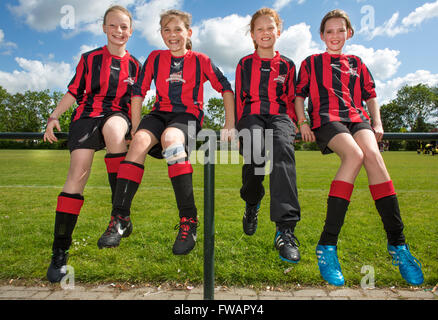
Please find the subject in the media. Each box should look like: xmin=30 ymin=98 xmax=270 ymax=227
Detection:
xmin=0 ymin=149 xmax=436 ymax=287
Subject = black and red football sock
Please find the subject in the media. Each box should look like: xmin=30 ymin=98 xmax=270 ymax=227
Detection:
xmin=168 ymin=160 xmax=197 ymax=219
xmin=104 ymin=152 xmax=127 ymax=203
xmin=111 ymin=160 xmax=144 ymax=218
xmin=318 ymin=180 xmax=354 ymax=246
xmin=52 ymin=192 xmax=84 ymax=251
xmin=369 ymin=180 xmax=405 ymax=246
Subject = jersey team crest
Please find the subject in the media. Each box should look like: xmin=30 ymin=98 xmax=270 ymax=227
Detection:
xmin=274 ymin=74 xmax=287 ymax=84
xmin=166 ymin=71 xmax=186 ymax=83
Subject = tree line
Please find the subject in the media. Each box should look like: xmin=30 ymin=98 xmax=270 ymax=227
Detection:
xmin=0 ymin=84 xmax=437 ymax=150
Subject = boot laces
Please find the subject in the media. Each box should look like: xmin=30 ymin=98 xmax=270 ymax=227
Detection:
xmin=280 ymin=229 xmax=300 ymax=248
xmin=391 ymin=246 xmax=422 ymax=269
xmin=174 ymin=217 xmax=198 ymax=240
xmin=104 ymin=216 xmax=117 ymax=235
xmin=104 ymin=215 xmax=129 ymax=235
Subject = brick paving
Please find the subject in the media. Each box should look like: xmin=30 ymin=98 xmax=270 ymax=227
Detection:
xmin=0 ymin=283 xmax=437 ymax=300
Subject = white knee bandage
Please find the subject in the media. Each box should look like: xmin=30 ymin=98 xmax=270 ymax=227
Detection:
xmin=162 ymin=143 xmax=187 ymax=164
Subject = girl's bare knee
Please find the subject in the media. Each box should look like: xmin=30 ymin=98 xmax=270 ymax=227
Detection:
xmin=342 ymin=148 xmax=363 ymax=164
xmin=340 ymin=149 xmax=364 ymax=174
xmin=133 ymin=132 xmax=153 ymax=150
xmin=354 ymin=149 xmax=365 ymax=164
xmin=364 ymin=149 xmax=385 ymax=169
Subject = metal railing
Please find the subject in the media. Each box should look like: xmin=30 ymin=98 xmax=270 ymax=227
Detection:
xmin=1 ymin=131 xmax=438 ymax=141
xmin=1 ymin=131 xmax=437 ymax=300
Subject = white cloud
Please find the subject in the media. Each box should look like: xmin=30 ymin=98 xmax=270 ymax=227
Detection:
xmin=133 ymin=0 xmax=182 ymax=49
xmin=0 ymin=29 xmax=18 ymax=54
xmin=377 ymin=70 xmax=438 ymax=104
xmin=72 ymin=44 xmax=100 ymax=64
xmin=360 ymin=1 xmax=438 ymax=39
xmin=402 ymin=0 xmax=438 ymax=26
xmin=273 ymin=0 xmax=305 ymax=11
xmin=191 ymin=16 xmax=320 ymax=75
xmin=2 ymin=0 xmax=187 ymax=96
xmin=359 ymin=12 xmax=409 ymax=39
xmin=277 ymin=23 xmax=322 ymax=67
xmin=8 ymin=0 xmax=184 ymax=40
xmin=345 ymin=44 xmax=401 ymax=80
xmin=192 ymin=14 xmax=253 ymax=74
xmin=8 ymin=0 xmax=136 ymax=33
xmin=273 ymin=0 xmax=292 ymax=11
xmin=144 ymin=88 xmax=157 ymax=103
xmin=0 ymin=57 xmax=73 ymax=94
xmin=0 ymin=42 xmax=152 ymax=96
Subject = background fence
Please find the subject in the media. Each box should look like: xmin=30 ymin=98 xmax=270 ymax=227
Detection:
xmin=1 ymin=131 xmax=438 ymax=141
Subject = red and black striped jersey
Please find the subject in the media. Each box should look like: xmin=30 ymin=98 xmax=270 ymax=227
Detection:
xmin=68 ymin=45 xmax=141 ymax=122
xmin=296 ymin=52 xmax=376 ymax=129
xmin=235 ymin=51 xmax=297 ymax=123
xmin=133 ymin=50 xmax=233 ymax=124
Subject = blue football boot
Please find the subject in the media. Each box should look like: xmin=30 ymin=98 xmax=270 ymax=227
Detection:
xmin=316 ymin=244 xmax=345 ymax=286
xmin=388 ymin=244 xmax=424 ymax=285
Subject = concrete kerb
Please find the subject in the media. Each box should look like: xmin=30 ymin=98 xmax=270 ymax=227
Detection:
xmin=0 ymin=282 xmax=437 ymax=300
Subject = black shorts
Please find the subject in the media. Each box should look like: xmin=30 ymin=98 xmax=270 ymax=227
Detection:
xmin=313 ymin=121 xmax=373 ymax=154
xmin=67 ymin=112 xmax=131 ymax=152
xmin=137 ymin=110 xmax=201 ymax=159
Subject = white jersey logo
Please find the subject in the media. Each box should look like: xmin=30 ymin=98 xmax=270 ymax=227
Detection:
xmin=166 ymin=71 xmax=186 ymax=83
xmin=274 ymin=74 xmax=286 ymax=84
xmin=330 ymin=63 xmax=359 ymax=77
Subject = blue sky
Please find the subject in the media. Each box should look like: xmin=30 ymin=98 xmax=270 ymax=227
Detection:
xmin=1 ymin=0 xmax=438 ymax=104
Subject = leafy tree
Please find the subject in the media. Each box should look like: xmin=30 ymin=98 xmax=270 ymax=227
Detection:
xmin=432 ymin=86 xmax=438 ymax=125
xmin=0 ymin=87 xmax=63 ymax=132
xmin=380 ymin=100 xmax=406 ymax=132
xmin=3 ymin=91 xmax=41 ymax=132
xmin=141 ymin=97 xmax=155 ymax=116
xmin=0 ymin=86 xmax=10 ymax=132
xmin=393 ymin=84 xmax=438 ymax=131
xmin=57 ymin=105 xmax=74 ymax=132
xmin=379 ymin=84 xmax=438 ymax=150
xmin=203 ymin=97 xmax=225 ymax=130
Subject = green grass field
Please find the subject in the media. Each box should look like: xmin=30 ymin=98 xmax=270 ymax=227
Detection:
xmin=0 ymin=149 xmax=436 ymax=288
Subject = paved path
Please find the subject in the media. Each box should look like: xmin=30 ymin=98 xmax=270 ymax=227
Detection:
xmin=1 ymin=282 xmax=437 ymax=300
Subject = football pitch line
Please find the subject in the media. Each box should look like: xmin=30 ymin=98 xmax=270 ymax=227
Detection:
xmin=0 ymin=185 xmax=436 ymax=193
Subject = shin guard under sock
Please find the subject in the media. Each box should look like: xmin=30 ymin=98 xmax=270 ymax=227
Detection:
xmin=168 ymin=161 xmax=197 ymax=219
xmin=104 ymin=152 xmax=127 ymax=203
xmin=370 ymin=181 xmax=405 ymax=246
xmin=112 ymin=161 xmax=144 ymax=218
xmin=52 ymin=192 xmax=84 ymax=251
xmin=319 ymin=181 xmax=354 ymax=246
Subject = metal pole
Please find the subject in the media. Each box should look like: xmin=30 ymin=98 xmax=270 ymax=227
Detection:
xmin=203 ymin=146 xmax=215 ymax=300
